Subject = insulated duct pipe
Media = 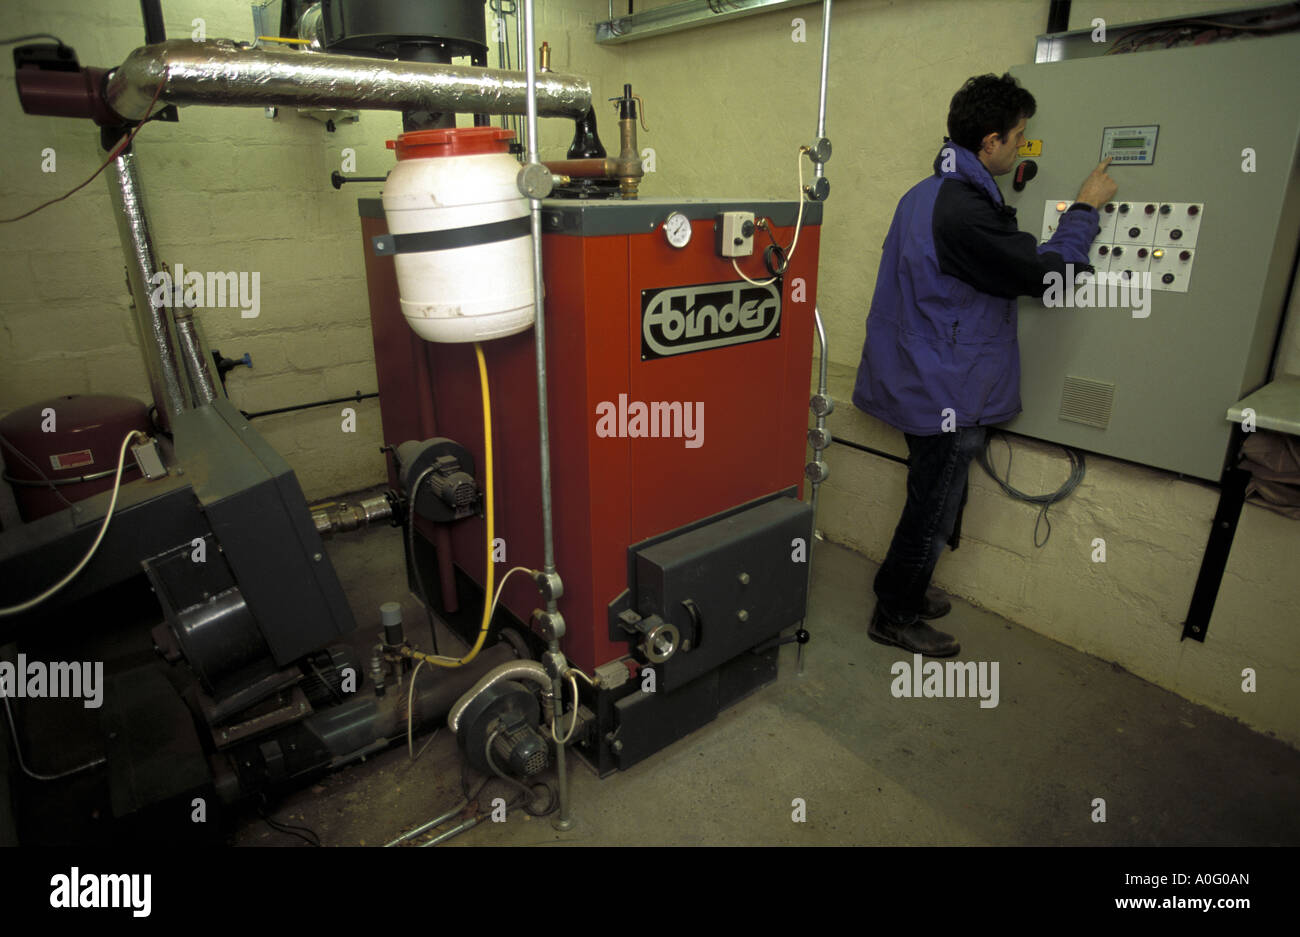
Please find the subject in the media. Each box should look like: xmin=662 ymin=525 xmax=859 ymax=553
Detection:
xmin=446 ymin=660 xmax=551 ymax=733
xmin=173 ymin=309 xmax=224 ymax=406
xmin=105 ymin=147 xmax=190 ymax=430
xmin=103 ymin=39 xmax=592 ymax=123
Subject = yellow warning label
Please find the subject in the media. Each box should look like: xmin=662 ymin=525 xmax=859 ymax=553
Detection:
xmin=1018 ymin=139 xmax=1042 ymax=157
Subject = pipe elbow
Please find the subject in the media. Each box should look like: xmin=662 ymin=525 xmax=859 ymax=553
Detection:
xmin=105 ymin=41 xmax=181 ymax=121
xmin=447 ymin=660 xmax=551 ymax=733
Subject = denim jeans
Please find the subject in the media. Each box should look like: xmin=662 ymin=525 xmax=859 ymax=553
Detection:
xmin=874 ymin=425 xmax=987 ymax=622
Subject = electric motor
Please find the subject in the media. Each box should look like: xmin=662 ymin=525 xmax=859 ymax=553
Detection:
xmin=455 ymin=680 xmax=549 ymax=778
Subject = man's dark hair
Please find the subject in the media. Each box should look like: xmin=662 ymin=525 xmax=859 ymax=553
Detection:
xmin=947 ymin=73 xmax=1036 ymax=152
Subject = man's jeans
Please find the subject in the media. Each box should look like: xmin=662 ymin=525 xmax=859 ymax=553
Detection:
xmin=874 ymin=426 xmax=987 ymax=622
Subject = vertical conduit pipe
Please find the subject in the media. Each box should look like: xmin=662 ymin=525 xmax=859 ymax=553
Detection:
xmin=810 ymin=308 xmax=829 ymax=517
xmin=815 ymin=0 xmax=831 ymax=179
xmin=802 ymin=2 xmax=833 ymax=672
xmin=515 ymin=7 xmax=527 ymax=152
xmin=522 ymin=0 xmax=571 ymax=833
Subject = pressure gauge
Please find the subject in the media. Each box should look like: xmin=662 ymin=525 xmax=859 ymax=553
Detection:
xmin=663 ymin=211 xmax=692 ymax=249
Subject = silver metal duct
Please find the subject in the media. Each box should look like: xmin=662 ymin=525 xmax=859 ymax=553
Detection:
xmin=446 ymin=660 xmax=551 ymax=733
xmin=598 ymin=0 xmax=822 ymax=44
xmin=105 ymin=39 xmax=592 ymax=122
xmin=105 ymin=148 xmax=190 ymax=430
xmin=173 ymin=308 xmax=225 ymax=406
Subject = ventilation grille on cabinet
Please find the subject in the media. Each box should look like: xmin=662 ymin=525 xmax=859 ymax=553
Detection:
xmin=1059 ymin=375 xmax=1115 ymax=429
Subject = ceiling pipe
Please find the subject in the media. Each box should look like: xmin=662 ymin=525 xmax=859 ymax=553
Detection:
xmin=102 ymin=39 xmax=591 ymax=122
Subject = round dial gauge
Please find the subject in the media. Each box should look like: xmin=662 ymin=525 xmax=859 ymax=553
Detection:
xmin=663 ymin=211 xmax=692 ymax=248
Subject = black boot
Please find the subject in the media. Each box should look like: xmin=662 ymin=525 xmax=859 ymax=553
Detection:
xmin=869 ymin=605 xmax=960 ymax=658
xmin=917 ymin=587 xmax=952 ymax=620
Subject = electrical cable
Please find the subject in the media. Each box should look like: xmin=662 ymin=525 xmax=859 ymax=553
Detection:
xmin=403 ymin=658 xmax=444 ymax=762
xmin=0 ymin=34 xmax=68 ymax=46
xmin=550 ymin=671 xmax=581 ymax=746
xmin=0 ymin=431 xmax=78 ymax=511
xmin=732 ymin=147 xmax=808 ymax=287
xmin=413 ymin=727 xmax=440 ymax=761
xmin=0 ymin=429 xmax=146 ymax=617
xmin=1 ymin=79 xmax=167 ymax=224
xmin=488 ymin=565 xmax=534 ymax=631
xmin=407 ymin=658 xmax=426 ymax=760
xmin=458 ymin=749 xmax=534 ymax=823
xmin=2 ymin=694 xmax=106 ymax=780
xmin=257 ymin=796 xmax=321 ymax=846
xmin=405 ymin=464 xmax=442 ymax=656
xmin=402 ymin=343 xmax=496 ymax=669
xmin=975 ymin=431 xmax=1086 ymax=549
xmin=484 ymin=730 xmax=558 ymax=817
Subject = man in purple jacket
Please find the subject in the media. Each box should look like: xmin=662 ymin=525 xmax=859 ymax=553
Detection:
xmin=853 ymin=73 xmax=1117 ymax=657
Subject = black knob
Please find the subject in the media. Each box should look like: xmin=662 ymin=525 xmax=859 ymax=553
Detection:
xmin=1138 ymin=248 xmax=1148 ymax=258
xmin=1179 ymin=250 xmax=1191 ymax=261
xmin=1145 ymin=204 xmax=1155 ymax=214
xmin=795 ymin=629 xmax=810 ymax=645
xmin=1104 ymin=203 xmax=1115 ymax=213
xmin=1160 ymin=204 xmax=1171 ymax=214
xmin=741 ymin=220 xmax=755 ymax=238
xmin=1119 ymin=203 xmax=1130 ymax=213
xmin=1112 ymin=247 xmax=1124 ymax=257
xmin=1188 ymin=205 xmax=1200 ymax=216
xmin=1098 ymin=245 xmax=1109 ymax=255
xmin=1012 ymin=159 xmax=1038 ymax=192
xmin=1162 ymin=273 xmax=1175 ymax=284
xmin=1128 ymin=227 xmax=1140 ymax=237
xmin=1170 ymin=229 xmax=1182 ymax=240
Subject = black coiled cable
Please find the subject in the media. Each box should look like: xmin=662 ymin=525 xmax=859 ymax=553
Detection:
xmin=976 ymin=431 xmax=1086 ymax=548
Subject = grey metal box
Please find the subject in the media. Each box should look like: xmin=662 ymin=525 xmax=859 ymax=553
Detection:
xmin=1003 ymin=34 xmax=1300 ymax=480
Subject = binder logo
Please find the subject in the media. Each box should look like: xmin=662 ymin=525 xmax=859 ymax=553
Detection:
xmin=641 ymin=279 xmax=781 ymax=359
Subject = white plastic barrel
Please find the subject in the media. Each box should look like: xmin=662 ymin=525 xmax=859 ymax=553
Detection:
xmin=380 ymin=127 xmax=535 ymax=343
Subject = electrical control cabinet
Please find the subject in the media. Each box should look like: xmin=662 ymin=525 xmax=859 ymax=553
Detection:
xmin=1003 ymin=34 xmax=1300 ymax=480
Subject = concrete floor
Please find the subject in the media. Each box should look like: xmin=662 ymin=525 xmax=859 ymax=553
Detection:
xmin=235 ymin=520 xmax=1300 ymax=847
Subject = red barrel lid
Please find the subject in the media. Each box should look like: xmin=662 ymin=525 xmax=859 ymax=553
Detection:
xmin=387 ymin=127 xmax=516 ymax=160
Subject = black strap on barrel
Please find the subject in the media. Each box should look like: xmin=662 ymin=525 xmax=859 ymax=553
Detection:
xmin=371 ymin=217 xmax=531 ymax=256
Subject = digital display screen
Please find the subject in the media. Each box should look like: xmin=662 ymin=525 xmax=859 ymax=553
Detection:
xmin=1111 ymin=138 xmax=1146 ymax=148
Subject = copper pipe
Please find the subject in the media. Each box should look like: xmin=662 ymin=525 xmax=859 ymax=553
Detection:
xmin=543 ymin=117 xmax=643 ymax=197
xmin=543 ymin=158 xmax=620 ymax=177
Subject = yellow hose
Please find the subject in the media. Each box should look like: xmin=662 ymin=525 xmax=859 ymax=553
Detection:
xmin=417 ymin=342 xmax=495 ymax=668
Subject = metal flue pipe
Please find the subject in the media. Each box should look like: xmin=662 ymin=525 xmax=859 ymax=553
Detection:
xmin=104 ymin=148 xmax=190 ymax=430
xmin=104 ymin=40 xmax=592 ymax=123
